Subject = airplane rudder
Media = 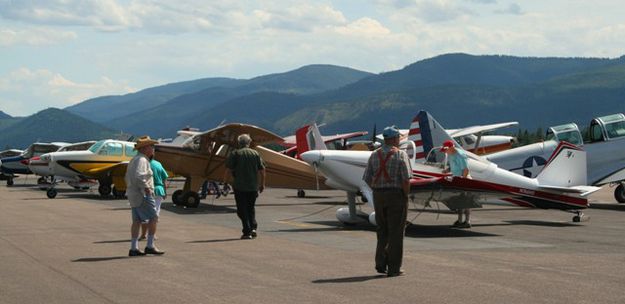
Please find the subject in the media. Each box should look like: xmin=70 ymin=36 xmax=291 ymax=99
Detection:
xmin=536 ymin=142 xmax=587 ymax=186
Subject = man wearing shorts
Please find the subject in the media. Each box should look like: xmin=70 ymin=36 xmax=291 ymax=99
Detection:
xmin=125 ymin=136 xmax=165 ymax=256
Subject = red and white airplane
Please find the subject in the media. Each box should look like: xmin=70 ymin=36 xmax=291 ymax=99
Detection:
xmin=300 ymin=110 xmax=599 ymax=226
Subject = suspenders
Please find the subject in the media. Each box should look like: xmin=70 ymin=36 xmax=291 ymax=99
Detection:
xmin=373 ymin=149 xmax=395 ymax=184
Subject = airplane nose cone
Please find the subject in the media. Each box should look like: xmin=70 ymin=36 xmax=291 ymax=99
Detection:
xmin=300 ymin=151 xmax=322 ymax=164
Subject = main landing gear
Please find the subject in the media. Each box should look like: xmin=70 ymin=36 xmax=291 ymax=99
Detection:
xmin=614 ymin=183 xmax=625 ymax=204
xmin=572 ymin=210 xmax=589 ymax=223
xmin=172 ymin=189 xmax=200 ymax=208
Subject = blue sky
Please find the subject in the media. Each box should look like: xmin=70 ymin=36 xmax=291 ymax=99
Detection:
xmin=1 ymin=0 xmax=624 ymax=116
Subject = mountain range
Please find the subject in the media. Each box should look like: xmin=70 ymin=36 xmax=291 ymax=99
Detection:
xmin=2 ymin=53 xmax=625 ymax=149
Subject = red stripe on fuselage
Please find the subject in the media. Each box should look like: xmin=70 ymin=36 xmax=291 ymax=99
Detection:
xmin=410 ymin=169 xmax=588 ymax=209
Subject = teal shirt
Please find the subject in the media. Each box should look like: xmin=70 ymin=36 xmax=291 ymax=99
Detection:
xmin=448 ymin=149 xmax=468 ymax=177
xmin=226 ymin=147 xmax=266 ymax=192
xmin=150 ymin=159 xmax=169 ymax=197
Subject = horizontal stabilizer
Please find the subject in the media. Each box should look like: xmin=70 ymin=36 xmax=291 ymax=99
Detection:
xmin=538 ymin=185 xmax=601 ymax=197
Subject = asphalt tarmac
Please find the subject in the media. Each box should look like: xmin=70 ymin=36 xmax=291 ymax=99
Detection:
xmin=1 ymin=177 xmax=625 ymax=304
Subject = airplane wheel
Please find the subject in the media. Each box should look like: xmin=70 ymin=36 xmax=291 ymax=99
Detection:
xmin=112 ymin=186 xmax=125 ymax=199
xmin=172 ymin=190 xmax=183 ymax=205
xmin=46 ymin=189 xmax=57 ymax=199
xmin=182 ymin=191 xmax=200 ymax=208
xmin=614 ymin=184 xmax=625 ymax=204
xmin=297 ymin=189 xmax=305 ymax=198
xmin=7 ymin=178 xmax=14 ymax=186
xmin=98 ymin=184 xmax=112 ymax=197
xmin=573 ymin=215 xmax=581 ymax=222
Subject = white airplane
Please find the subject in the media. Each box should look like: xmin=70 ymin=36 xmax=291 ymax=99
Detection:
xmin=300 ymin=110 xmax=599 ymax=226
xmin=486 ymin=113 xmax=625 ymax=203
xmin=37 ymin=139 xmax=137 ymax=198
xmin=0 ymin=143 xmax=68 ymax=186
xmin=373 ymin=122 xmax=517 ymax=155
xmin=28 ymin=141 xmax=96 ymax=188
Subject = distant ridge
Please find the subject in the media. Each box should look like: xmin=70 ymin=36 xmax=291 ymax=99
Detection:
xmin=0 ymin=111 xmax=11 ymax=119
xmin=0 ymin=108 xmax=118 ymax=149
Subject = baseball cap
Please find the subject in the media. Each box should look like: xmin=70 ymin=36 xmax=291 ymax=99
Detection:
xmin=440 ymin=139 xmax=455 ymax=152
xmin=382 ymin=125 xmax=400 ymax=138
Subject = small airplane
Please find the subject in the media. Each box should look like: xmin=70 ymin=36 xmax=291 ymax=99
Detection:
xmin=39 ymin=139 xmax=138 ymax=198
xmin=374 ymin=122 xmax=518 ymax=155
xmin=300 ymin=110 xmax=599 ymax=226
xmin=486 ymin=113 xmax=625 ymax=203
xmin=28 ymin=141 xmax=97 ymax=188
xmin=154 ymin=123 xmax=331 ymax=208
xmin=0 ymin=142 xmax=68 ymax=186
xmin=281 ymin=126 xmax=368 ymax=159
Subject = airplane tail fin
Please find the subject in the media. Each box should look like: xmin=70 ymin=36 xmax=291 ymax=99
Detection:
xmin=535 ymin=142 xmax=598 ymax=195
xmin=295 ymin=124 xmax=327 ymax=159
xmin=409 ymin=110 xmax=455 ymax=162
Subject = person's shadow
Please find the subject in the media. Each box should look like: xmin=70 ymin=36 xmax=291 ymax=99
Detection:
xmin=312 ymin=274 xmax=386 ymax=284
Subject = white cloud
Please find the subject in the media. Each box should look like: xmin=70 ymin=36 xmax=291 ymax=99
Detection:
xmin=0 ymin=26 xmax=76 ymax=46
xmin=0 ymin=0 xmax=348 ymax=34
xmin=0 ymin=68 xmax=134 ymax=116
xmin=495 ymin=3 xmax=523 ymax=15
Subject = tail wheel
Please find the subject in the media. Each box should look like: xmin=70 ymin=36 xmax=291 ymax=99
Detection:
xmin=615 ymin=184 xmax=625 ymax=204
xmin=182 ymin=191 xmax=200 ymax=208
xmin=98 ymin=184 xmax=112 ymax=197
xmin=46 ymin=189 xmax=58 ymax=199
xmin=172 ymin=190 xmax=183 ymax=205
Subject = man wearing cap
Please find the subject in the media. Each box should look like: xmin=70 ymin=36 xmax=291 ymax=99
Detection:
xmin=125 ymin=136 xmax=164 ymax=256
xmin=363 ymin=126 xmax=411 ymax=277
xmin=440 ymin=139 xmax=472 ymax=228
xmin=226 ymin=134 xmax=266 ymax=240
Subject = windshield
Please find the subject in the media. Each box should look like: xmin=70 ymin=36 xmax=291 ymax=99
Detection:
xmin=605 ymin=121 xmax=625 ymax=139
xmin=88 ymin=140 xmax=105 ymax=153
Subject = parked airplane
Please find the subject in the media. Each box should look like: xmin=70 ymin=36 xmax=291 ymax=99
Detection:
xmin=40 ymin=139 xmax=137 ymax=198
xmin=0 ymin=143 xmax=68 ymax=186
xmin=28 ymin=141 xmax=96 ymax=187
xmin=486 ymin=113 xmax=625 ymax=203
xmin=281 ymin=126 xmax=368 ymax=159
xmin=374 ymin=122 xmax=517 ymax=155
xmin=154 ymin=123 xmax=331 ymax=208
xmin=300 ymin=110 xmax=599 ymax=226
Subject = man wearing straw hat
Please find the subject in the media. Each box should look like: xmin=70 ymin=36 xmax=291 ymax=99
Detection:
xmin=125 ymin=136 xmax=165 ymax=256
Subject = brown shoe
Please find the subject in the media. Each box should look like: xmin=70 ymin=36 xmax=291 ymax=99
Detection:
xmin=144 ymin=247 xmax=165 ymax=255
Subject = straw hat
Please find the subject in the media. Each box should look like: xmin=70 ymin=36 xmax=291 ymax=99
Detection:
xmin=134 ymin=135 xmax=159 ymax=150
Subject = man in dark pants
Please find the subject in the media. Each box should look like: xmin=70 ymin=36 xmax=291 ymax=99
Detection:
xmin=226 ymin=134 xmax=266 ymax=239
xmin=362 ymin=126 xmax=411 ymax=277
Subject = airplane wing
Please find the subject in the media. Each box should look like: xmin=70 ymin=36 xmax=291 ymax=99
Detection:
xmin=82 ymin=162 xmax=128 ymax=176
xmin=446 ymin=122 xmax=518 ymax=138
xmin=191 ymin=123 xmax=284 ymax=147
xmin=283 ymin=131 xmax=368 ymax=147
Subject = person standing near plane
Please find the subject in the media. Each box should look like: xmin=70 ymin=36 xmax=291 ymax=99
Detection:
xmin=226 ymin=134 xmax=266 ymax=240
xmin=363 ymin=126 xmax=411 ymax=277
xmin=125 ymin=136 xmax=164 ymax=256
xmin=139 ymin=156 xmax=169 ymax=240
xmin=441 ymin=139 xmax=472 ymax=228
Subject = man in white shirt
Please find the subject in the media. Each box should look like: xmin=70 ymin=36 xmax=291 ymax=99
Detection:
xmin=125 ymin=136 xmax=164 ymax=256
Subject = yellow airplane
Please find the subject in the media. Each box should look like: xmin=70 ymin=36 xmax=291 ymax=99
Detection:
xmin=154 ymin=123 xmax=330 ymax=207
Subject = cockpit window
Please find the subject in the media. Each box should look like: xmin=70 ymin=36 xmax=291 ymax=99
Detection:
xmin=98 ymin=142 xmax=123 ymax=156
xmin=604 ymin=121 xmax=625 ymax=139
xmin=89 ymin=140 xmax=105 ymax=153
xmin=125 ymin=144 xmax=138 ymax=157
